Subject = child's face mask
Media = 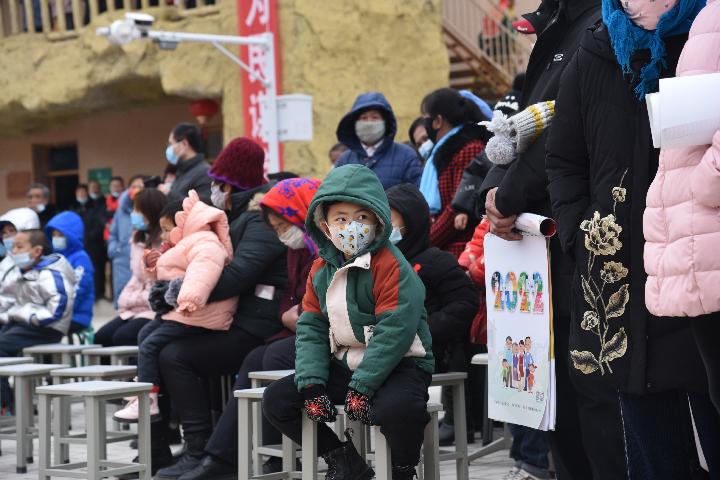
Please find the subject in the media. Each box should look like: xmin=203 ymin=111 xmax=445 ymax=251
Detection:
xmin=325 ymin=221 xmax=376 ymax=257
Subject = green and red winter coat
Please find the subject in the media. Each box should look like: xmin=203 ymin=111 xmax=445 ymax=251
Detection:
xmin=294 ymin=164 xmax=434 ymax=397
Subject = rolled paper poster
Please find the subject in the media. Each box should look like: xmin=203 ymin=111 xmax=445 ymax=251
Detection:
xmin=514 ymin=213 xmax=557 ymax=238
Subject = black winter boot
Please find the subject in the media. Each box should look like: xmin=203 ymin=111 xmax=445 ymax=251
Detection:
xmin=156 ymin=434 xmax=208 ymax=479
xmin=321 ymin=430 xmax=374 ymax=480
xmin=392 ymin=465 xmax=417 ymax=480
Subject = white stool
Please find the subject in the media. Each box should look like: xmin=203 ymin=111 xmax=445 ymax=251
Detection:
xmin=50 ymin=365 xmax=138 ymax=463
xmin=24 ymin=343 xmax=100 ymax=367
xmin=36 ymin=380 xmax=153 ymax=480
xmin=82 ymin=346 xmax=139 ymax=366
xmin=431 ymin=372 xmax=469 ymax=480
xmin=0 ymin=363 xmax=68 ymax=473
xmin=0 ymin=356 xmax=34 ymax=442
xmin=468 ymin=353 xmax=512 ymax=461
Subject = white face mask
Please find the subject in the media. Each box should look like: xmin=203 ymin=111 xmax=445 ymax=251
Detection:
xmin=211 ymin=184 xmax=228 ymax=210
xmin=326 ymin=221 xmax=377 ymax=257
xmin=35 ymin=203 xmax=46 ymax=213
xmin=389 ymin=227 xmax=403 ymax=245
xmin=278 ymin=225 xmax=306 ymax=250
xmin=418 ymin=139 xmax=434 ymax=160
xmin=355 ymin=120 xmax=386 ymax=145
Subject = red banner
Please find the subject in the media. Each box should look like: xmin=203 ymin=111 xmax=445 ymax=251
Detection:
xmin=237 ymin=0 xmax=283 ymax=172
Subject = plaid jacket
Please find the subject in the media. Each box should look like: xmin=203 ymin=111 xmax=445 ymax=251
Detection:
xmin=431 ymin=139 xmax=486 ymax=258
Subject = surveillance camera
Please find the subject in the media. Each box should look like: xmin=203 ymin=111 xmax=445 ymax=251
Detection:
xmin=98 ymin=12 xmax=155 ymax=45
xmin=126 ymin=12 xmax=154 ymax=26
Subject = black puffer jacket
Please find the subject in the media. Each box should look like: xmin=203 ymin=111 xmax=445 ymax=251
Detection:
xmin=451 ymin=151 xmax=493 ymax=217
xmin=476 ymin=0 xmax=602 ymax=323
xmin=546 ymin=23 xmax=707 ymax=395
xmin=386 ymin=184 xmax=479 ymax=368
xmin=167 ymin=154 xmax=212 ymax=203
xmin=209 ymin=183 xmax=288 ymax=340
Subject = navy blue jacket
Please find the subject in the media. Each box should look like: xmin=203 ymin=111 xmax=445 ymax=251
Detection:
xmin=46 ymin=212 xmax=95 ymax=327
xmin=334 ymin=92 xmax=422 ymax=190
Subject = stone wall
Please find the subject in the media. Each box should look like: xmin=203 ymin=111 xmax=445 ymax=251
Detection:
xmin=276 ymin=0 xmax=449 ymax=176
xmin=0 ymin=0 xmax=449 ymax=177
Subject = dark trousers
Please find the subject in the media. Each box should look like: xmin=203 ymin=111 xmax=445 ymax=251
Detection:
xmin=137 ymin=318 xmax=208 ymax=385
xmin=551 ymin=312 xmax=627 ymax=480
xmin=158 ymin=326 xmax=264 ymax=440
xmin=620 ymin=390 xmax=718 ymax=480
xmin=509 ymin=424 xmax=550 ymax=479
xmin=263 ymin=358 xmax=431 ymax=467
xmin=94 ymin=316 xmax=152 ymax=347
xmin=692 ymin=316 xmax=720 ymax=414
xmin=0 ymin=323 xmax=63 ymax=407
xmin=205 ymin=336 xmax=296 ymax=464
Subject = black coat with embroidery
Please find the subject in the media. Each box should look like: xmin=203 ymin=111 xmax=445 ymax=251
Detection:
xmin=546 ymin=23 xmax=707 ymax=395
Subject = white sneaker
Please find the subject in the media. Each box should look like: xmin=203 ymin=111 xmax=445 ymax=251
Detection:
xmin=515 ymin=469 xmax=543 ymax=480
xmin=501 ymin=467 xmax=521 ymax=480
xmin=113 ymin=392 xmax=160 ymax=423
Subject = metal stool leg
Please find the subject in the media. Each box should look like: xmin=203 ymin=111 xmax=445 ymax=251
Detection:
xmin=301 ymin=415 xmax=318 ymax=480
xmin=14 ymin=376 xmax=28 ymax=473
xmin=373 ymin=426 xmax=392 ymax=480
xmin=453 ymin=381 xmax=469 ymax=480
xmin=238 ymin=397 xmax=253 ymax=480
xmin=86 ymin=397 xmax=101 ymax=480
xmin=138 ymin=393 xmax=152 ymax=480
xmin=422 ymin=410 xmax=440 ymax=480
xmin=38 ymin=393 xmax=52 ymax=480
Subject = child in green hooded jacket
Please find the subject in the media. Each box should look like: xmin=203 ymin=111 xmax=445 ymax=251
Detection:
xmin=263 ymin=165 xmax=434 ymax=480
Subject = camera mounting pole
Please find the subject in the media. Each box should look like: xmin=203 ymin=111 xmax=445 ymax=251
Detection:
xmin=97 ymin=13 xmax=280 ymax=171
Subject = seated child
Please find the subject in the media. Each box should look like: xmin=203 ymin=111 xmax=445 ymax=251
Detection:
xmin=46 ymin=212 xmax=95 ymax=335
xmin=114 ymin=190 xmax=238 ymax=422
xmin=0 ymin=230 xmax=76 ymax=409
xmin=0 ymin=208 xmax=41 ymax=280
xmin=263 ymin=165 xmax=434 ymax=480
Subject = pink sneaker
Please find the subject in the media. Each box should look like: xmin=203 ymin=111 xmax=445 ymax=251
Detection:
xmin=113 ymin=392 xmax=160 ymax=423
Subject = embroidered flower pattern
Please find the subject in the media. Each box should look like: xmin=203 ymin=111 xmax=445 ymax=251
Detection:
xmin=571 ymin=169 xmax=629 ymax=376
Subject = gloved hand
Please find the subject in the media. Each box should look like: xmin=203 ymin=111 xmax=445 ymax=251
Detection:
xmin=164 ymin=278 xmax=184 ymax=309
xmin=302 ymin=385 xmax=337 ymax=423
xmin=148 ymin=281 xmax=172 ymax=314
xmin=344 ymin=389 xmax=372 ymax=425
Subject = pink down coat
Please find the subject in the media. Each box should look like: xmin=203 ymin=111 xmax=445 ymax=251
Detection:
xmin=117 ymin=241 xmax=156 ymax=320
xmin=644 ymin=0 xmax=720 ymax=317
xmin=157 ymin=190 xmax=237 ymax=330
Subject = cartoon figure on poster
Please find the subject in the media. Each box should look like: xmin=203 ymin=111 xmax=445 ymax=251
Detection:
xmin=484 ymin=228 xmax=555 ymax=430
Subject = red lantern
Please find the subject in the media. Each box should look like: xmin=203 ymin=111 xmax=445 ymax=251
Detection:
xmin=190 ymin=99 xmax=220 ymax=126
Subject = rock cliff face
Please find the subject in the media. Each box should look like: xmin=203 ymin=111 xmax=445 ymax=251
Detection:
xmin=0 ymin=0 xmax=448 ymax=176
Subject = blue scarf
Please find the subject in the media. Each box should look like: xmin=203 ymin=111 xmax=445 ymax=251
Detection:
xmin=419 ymin=125 xmax=463 ymax=215
xmin=602 ymin=0 xmax=705 ymax=100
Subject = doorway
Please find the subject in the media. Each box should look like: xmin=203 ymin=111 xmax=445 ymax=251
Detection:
xmin=32 ymin=143 xmax=79 ymax=211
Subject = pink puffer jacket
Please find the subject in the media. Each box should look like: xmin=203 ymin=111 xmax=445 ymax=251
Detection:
xmin=117 ymin=241 xmax=156 ymax=320
xmin=157 ymin=190 xmax=237 ymax=330
xmin=644 ymin=0 xmax=720 ymax=317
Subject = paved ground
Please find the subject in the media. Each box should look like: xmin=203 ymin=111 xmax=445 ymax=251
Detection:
xmin=0 ymin=301 xmax=515 ymax=480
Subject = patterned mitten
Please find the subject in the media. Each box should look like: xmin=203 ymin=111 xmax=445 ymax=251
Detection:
xmin=344 ymin=389 xmax=372 ymax=425
xmin=302 ymin=385 xmax=338 ymax=423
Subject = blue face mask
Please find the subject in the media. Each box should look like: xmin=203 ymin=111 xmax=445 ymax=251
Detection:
xmin=52 ymin=236 xmax=68 ymax=251
xmin=389 ymin=227 xmax=403 ymax=245
xmin=166 ymin=145 xmax=179 ymax=165
xmin=131 ymin=212 xmax=148 ymax=231
xmin=0 ymin=242 xmax=5 ymax=258
xmin=3 ymin=237 xmax=14 ymax=252
xmin=12 ymin=252 xmax=34 ymax=270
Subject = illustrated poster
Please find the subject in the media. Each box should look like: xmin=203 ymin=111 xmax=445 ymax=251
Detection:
xmin=484 ymin=232 xmax=555 ymax=430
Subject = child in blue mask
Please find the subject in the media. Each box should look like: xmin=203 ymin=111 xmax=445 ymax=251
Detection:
xmin=46 ymin=211 xmax=95 ymax=334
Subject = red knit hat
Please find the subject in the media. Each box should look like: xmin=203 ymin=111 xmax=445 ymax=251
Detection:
xmin=209 ymin=137 xmax=266 ymax=190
